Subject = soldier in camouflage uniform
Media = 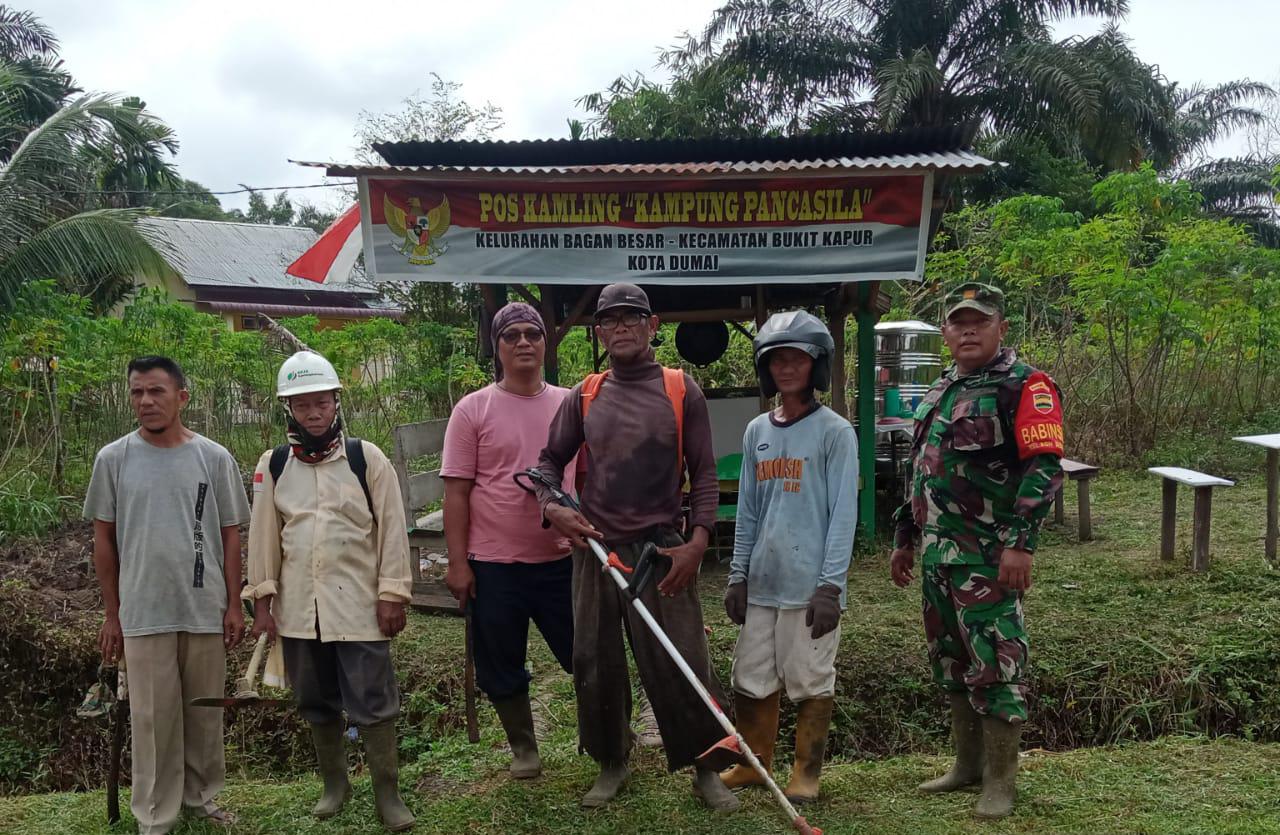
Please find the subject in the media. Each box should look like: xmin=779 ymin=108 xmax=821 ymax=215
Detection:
xmin=889 ymin=282 xmax=1064 ymax=820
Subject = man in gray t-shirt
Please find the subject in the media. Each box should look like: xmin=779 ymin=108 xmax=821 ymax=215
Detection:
xmin=85 ymin=356 xmax=250 ymax=834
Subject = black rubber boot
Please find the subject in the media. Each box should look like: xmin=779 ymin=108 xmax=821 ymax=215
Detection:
xmin=919 ymin=693 xmax=984 ymax=793
xmin=581 ymin=761 xmax=629 ymax=808
xmin=361 ymin=721 xmax=415 ymax=832
xmin=492 ymin=694 xmax=541 ymax=779
xmin=974 ymin=717 xmax=1021 ymax=819
xmin=309 ymin=721 xmax=351 ymax=819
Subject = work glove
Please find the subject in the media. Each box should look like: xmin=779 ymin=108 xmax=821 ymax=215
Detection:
xmin=805 ymin=584 xmax=842 ymax=639
xmin=724 ymin=581 xmax=748 ymax=626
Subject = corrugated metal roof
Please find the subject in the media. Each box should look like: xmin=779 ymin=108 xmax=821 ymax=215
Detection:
xmin=139 ymin=217 xmax=372 ymax=295
xmin=299 ymin=150 xmax=991 ymax=179
xmin=371 ymin=126 xmax=978 ymax=167
xmin=202 ymin=301 xmax=403 ymax=320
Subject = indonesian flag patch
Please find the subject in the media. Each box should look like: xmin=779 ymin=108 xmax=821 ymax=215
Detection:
xmin=253 ymin=471 xmax=265 ymax=493
xmin=1014 ymin=371 xmax=1064 ymax=459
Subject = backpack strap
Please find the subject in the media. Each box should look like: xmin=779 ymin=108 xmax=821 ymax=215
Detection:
xmin=580 ymin=371 xmax=608 ymax=419
xmin=268 ymin=440 xmax=375 ymax=518
xmin=662 ymin=367 xmax=686 ymax=473
xmin=269 ymin=444 xmax=290 ymax=485
xmin=344 ymin=437 xmax=375 ymax=517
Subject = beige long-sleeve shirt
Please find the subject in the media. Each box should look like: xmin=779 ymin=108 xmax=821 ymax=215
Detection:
xmin=242 ymin=440 xmax=412 ymax=642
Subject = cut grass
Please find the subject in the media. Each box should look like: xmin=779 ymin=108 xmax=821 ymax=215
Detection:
xmin=2 ymin=736 xmax=1278 ymax=834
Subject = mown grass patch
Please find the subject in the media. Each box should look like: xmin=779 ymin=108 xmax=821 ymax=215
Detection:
xmin=2 ymin=736 xmax=1278 ymax=834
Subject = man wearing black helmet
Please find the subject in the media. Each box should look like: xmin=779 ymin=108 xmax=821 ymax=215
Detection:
xmin=720 ymin=311 xmax=858 ymax=804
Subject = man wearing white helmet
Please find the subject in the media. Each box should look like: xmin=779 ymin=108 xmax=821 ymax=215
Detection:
xmin=242 ymin=351 xmax=415 ymax=832
xmin=720 ymin=311 xmax=858 ymax=804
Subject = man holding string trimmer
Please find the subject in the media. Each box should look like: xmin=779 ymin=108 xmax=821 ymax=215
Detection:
xmin=534 ymin=282 xmax=739 ymax=812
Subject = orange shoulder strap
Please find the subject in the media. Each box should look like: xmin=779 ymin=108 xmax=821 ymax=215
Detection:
xmin=662 ymin=367 xmax=686 ymax=471
xmin=580 ymin=371 xmax=608 ymax=419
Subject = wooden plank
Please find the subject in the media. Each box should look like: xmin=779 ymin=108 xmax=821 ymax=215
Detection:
xmin=1160 ymin=479 xmax=1178 ymax=561
xmin=1232 ymin=433 xmax=1280 ymax=450
xmin=1077 ymin=478 xmax=1093 ymax=542
xmin=410 ymin=585 xmax=462 ymax=615
xmin=1192 ymin=486 xmax=1213 ymax=572
xmin=393 ymin=419 xmax=449 ymax=459
xmin=1060 ymin=458 xmax=1100 ymax=479
xmin=408 ymin=470 xmax=445 ymax=511
xmin=1148 ymin=466 xmax=1234 ymax=488
xmin=1054 ymin=490 xmax=1065 ymax=526
xmin=1267 ymin=448 xmax=1278 ymax=567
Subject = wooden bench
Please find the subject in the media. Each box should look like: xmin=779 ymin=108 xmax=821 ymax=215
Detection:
xmin=390 ymin=419 xmax=457 ymax=614
xmin=1232 ymin=434 xmax=1280 ymax=567
xmin=1055 ymin=458 xmax=1101 ymax=541
xmin=1148 ymin=467 xmax=1235 ymax=571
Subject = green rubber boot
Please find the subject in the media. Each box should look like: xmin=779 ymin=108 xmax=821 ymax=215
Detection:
xmin=919 ymin=693 xmax=984 ymax=793
xmin=309 ymin=721 xmax=351 ymax=819
xmin=361 ymin=721 xmax=415 ymax=832
xmin=974 ymin=717 xmax=1021 ymax=820
xmin=492 ymin=694 xmax=541 ymax=779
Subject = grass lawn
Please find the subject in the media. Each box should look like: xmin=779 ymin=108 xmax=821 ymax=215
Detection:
xmin=2 ymin=736 xmax=1278 ymax=834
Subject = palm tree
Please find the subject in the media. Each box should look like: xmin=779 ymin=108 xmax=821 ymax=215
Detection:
xmin=664 ymin=0 xmax=1136 ymax=139
xmin=0 ymin=7 xmax=177 ymax=308
xmin=1 ymin=85 xmax=176 ymax=308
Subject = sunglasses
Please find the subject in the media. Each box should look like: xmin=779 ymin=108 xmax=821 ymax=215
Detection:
xmin=499 ymin=328 xmax=545 ymax=345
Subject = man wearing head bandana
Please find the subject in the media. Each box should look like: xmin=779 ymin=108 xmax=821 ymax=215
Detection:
xmin=440 ymin=301 xmax=577 ymax=780
xmin=242 ymin=351 xmax=415 ymax=832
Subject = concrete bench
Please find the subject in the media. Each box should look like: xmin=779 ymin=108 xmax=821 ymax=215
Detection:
xmin=1148 ymin=467 xmax=1235 ymax=571
xmin=1055 ymin=458 xmax=1101 ymax=541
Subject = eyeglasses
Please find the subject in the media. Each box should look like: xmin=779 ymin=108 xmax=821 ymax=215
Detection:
xmin=499 ymin=328 xmax=545 ymax=345
xmin=596 ymin=312 xmax=646 ymax=330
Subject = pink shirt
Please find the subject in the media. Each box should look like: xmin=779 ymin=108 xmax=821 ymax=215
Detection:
xmin=441 ymin=383 xmax=574 ymax=563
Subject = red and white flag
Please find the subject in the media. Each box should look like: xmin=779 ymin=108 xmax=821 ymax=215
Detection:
xmin=286 ymin=203 xmax=362 ymax=284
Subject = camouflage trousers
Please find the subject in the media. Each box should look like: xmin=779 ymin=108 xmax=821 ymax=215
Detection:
xmin=921 ymin=563 xmax=1029 ymax=724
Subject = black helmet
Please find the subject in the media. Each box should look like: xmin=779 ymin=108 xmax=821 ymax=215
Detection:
xmin=753 ymin=310 xmax=836 ymax=397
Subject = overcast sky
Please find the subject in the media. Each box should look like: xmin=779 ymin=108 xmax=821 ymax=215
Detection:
xmin=36 ymin=0 xmax=1280 ymax=214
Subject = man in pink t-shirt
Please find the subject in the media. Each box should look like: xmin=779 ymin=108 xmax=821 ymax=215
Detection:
xmin=440 ymin=301 xmax=574 ymax=780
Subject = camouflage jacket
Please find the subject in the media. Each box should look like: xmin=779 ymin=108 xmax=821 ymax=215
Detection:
xmin=892 ymin=348 xmax=1064 ymax=566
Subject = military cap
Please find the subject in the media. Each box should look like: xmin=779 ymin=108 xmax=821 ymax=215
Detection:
xmin=944 ymin=282 xmax=1005 ymax=320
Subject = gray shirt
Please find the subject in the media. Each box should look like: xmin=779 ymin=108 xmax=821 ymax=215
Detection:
xmin=83 ymin=431 xmax=251 ymax=637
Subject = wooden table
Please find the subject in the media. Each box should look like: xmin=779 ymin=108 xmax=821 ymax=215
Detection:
xmin=1056 ymin=458 xmax=1101 ymax=541
xmin=1148 ymin=467 xmax=1235 ymax=571
xmin=1233 ymin=433 xmax=1280 ymax=566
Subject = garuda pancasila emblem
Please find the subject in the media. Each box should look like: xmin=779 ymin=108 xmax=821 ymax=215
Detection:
xmin=384 ymin=193 xmax=450 ymax=265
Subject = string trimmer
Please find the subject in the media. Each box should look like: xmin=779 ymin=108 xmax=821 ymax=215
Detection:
xmin=514 ymin=468 xmax=822 ymax=835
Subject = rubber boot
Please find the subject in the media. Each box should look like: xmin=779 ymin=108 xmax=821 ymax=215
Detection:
xmin=919 ymin=693 xmax=984 ymax=793
xmin=309 ymin=721 xmax=352 ymax=819
xmin=784 ymin=696 xmax=834 ymax=804
xmin=974 ymin=717 xmax=1021 ymax=820
xmin=361 ymin=721 xmax=415 ymax=832
xmin=721 ymin=691 xmax=781 ymax=790
xmin=581 ymin=761 xmax=629 ymax=808
xmin=492 ymin=694 xmax=541 ymax=779
xmin=692 ymin=766 xmax=741 ymax=812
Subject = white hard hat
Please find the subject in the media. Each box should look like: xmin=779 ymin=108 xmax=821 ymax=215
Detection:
xmin=276 ymin=351 xmax=342 ymax=398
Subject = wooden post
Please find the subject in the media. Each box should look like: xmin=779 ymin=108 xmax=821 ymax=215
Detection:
xmin=755 ymin=284 xmax=770 ymax=414
xmin=536 ymin=284 xmax=560 ymax=386
xmin=1077 ymin=478 xmax=1093 ymax=542
xmin=829 ymin=303 xmax=849 ymax=418
xmin=1054 ymin=490 xmax=1065 ymax=526
xmin=1266 ymin=449 xmax=1278 ymax=567
xmin=1160 ymin=478 xmax=1178 ymax=561
xmin=1192 ymin=485 xmax=1213 ymax=571
xmin=855 ymin=284 xmax=877 ymax=542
